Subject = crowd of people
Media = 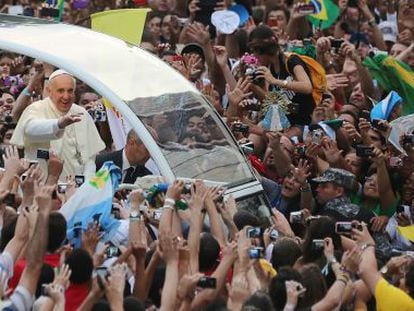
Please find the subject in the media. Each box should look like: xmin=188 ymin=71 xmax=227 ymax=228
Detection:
xmin=0 ymin=0 xmax=414 ymax=310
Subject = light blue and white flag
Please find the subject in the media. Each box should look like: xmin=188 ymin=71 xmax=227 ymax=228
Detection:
xmin=370 ymin=90 xmax=402 ymax=121
xmin=60 ymin=161 xmax=122 ymax=247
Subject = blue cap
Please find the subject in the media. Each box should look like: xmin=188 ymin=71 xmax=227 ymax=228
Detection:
xmin=229 ymin=4 xmax=249 ymax=26
xmin=370 ymin=90 xmax=403 ymax=121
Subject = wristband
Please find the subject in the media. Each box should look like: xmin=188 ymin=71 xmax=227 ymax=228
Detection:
xmin=360 ymin=243 xmax=375 ymax=252
xmin=164 ymin=198 xmax=175 ymax=206
xmin=162 ymin=204 xmax=174 ymax=210
xmin=21 ymin=87 xmax=31 ymax=97
xmin=338 ymin=272 xmax=351 ymax=284
xmin=326 ymin=255 xmax=338 ymax=265
xmin=339 ymin=266 xmax=352 ymax=277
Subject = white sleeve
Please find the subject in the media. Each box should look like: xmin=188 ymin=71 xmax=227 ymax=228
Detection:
xmin=24 ymin=119 xmax=64 ymax=142
xmin=83 ymin=156 xmax=97 ymax=178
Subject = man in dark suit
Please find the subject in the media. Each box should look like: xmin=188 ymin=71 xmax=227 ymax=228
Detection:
xmin=96 ymin=129 xmax=152 ymax=183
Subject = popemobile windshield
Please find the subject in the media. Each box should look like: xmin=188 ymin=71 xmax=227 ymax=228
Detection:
xmin=0 ymin=13 xmax=272 ymax=224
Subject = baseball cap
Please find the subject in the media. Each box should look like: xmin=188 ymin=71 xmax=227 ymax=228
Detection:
xmin=312 ymin=168 xmax=356 ymax=191
xmin=378 ymin=21 xmax=398 ymax=43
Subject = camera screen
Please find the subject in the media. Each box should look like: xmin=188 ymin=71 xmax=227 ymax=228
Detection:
xmin=336 ymin=222 xmax=352 ymax=233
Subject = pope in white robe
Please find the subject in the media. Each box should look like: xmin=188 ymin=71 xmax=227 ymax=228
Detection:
xmin=10 ymin=69 xmax=105 ymax=181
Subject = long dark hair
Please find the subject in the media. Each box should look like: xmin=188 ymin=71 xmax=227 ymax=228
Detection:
xmin=301 ymin=216 xmax=342 ymax=263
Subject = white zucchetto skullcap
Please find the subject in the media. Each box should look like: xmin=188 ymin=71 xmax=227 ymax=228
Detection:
xmin=48 ymin=69 xmax=74 ymax=82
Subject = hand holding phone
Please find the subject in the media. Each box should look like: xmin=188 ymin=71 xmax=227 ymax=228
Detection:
xmin=247 ymin=227 xmax=262 ymax=238
xmin=197 ymin=276 xmax=217 ymax=288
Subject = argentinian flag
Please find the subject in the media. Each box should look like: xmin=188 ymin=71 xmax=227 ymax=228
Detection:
xmin=60 ymin=161 xmax=122 ymax=247
xmin=370 ymin=91 xmax=403 ymax=121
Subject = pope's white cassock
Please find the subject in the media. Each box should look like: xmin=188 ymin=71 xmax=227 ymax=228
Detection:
xmin=10 ymin=97 xmax=105 ymax=181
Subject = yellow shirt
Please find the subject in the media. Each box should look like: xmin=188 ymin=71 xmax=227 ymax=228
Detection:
xmin=375 ymin=278 xmax=414 ymax=311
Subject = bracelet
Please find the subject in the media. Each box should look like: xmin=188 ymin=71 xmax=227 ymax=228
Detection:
xmin=21 ymin=87 xmax=31 ymax=97
xmin=164 ymin=198 xmax=175 ymax=206
xmin=338 ymin=272 xmax=351 ymax=283
xmin=360 ymin=243 xmax=375 ymax=252
xmin=162 ymin=204 xmax=174 ymax=210
xmin=339 ymin=266 xmax=352 ymax=279
xmin=326 ymin=255 xmax=338 ymax=265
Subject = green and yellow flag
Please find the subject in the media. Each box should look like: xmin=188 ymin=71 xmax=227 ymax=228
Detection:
xmin=307 ymin=0 xmax=340 ymax=30
xmin=363 ymin=54 xmax=414 ymax=116
xmin=91 ymin=9 xmax=151 ymax=45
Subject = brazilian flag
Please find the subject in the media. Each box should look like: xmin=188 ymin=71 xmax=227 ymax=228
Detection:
xmin=307 ymin=0 xmax=340 ymax=30
xmin=363 ymin=54 xmax=414 ymax=116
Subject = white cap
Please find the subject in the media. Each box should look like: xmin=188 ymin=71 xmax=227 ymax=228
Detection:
xmin=48 ymin=69 xmax=74 ymax=82
xmin=378 ymin=21 xmax=398 ymax=43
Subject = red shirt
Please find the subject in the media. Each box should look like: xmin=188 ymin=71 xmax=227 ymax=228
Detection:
xmin=65 ymin=282 xmax=90 ymax=311
xmin=9 ymin=253 xmax=61 ymax=290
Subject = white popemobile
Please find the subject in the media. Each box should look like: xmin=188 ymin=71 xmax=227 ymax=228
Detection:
xmin=0 ymin=14 xmax=271 ymax=223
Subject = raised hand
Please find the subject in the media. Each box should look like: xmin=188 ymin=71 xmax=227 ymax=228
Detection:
xmin=81 ymin=222 xmax=101 ymax=256
xmin=218 ymin=194 xmax=237 ymax=221
xmin=176 ymin=273 xmax=203 ymax=302
xmin=341 ymin=246 xmax=361 ymax=275
xmin=129 ymin=189 xmax=146 ymax=207
xmin=213 ymin=45 xmax=229 ymax=69
xmin=47 ymin=151 xmax=64 ymax=182
xmin=53 ymin=263 xmax=71 ymax=290
xmin=22 ymin=205 xmax=39 ymax=234
xmin=34 ymin=184 xmax=55 ymax=212
xmin=266 ymin=131 xmax=282 ymax=150
xmin=322 ymin=139 xmax=343 ymax=164
xmin=256 ymin=66 xmax=276 ymax=85
xmin=326 ymin=73 xmax=349 ymax=91
xmin=343 ymin=121 xmax=362 ymax=143
xmin=323 ymin=237 xmax=335 ymax=260
xmin=166 ymin=180 xmax=184 ymax=201
xmin=227 ymin=78 xmax=252 ymax=106
xmin=103 ymin=264 xmax=127 ymax=308
xmin=57 ymin=113 xmax=83 ymax=129
xmin=2 ymin=145 xmax=29 ymax=177
xmin=157 ymin=233 xmax=179 ymax=263
xmin=351 ymin=221 xmax=375 ymax=246
xmin=290 ymin=159 xmax=311 ymax=185
xmin=370 ymin=215 xmax=389 ymax=233
xmin=316 ymin=36 xmax=332 ymax=54
xmin=371 ymin=145 xmax=386 ymax=165
xmin=189 ymin=180 xmax=208 ymax=211
xmin=186 ymin=22 xmax=210 ymax=47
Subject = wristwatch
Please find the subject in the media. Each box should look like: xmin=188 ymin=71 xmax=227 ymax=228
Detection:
xmin=129 ymin=210 xmax=141 ymax=221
